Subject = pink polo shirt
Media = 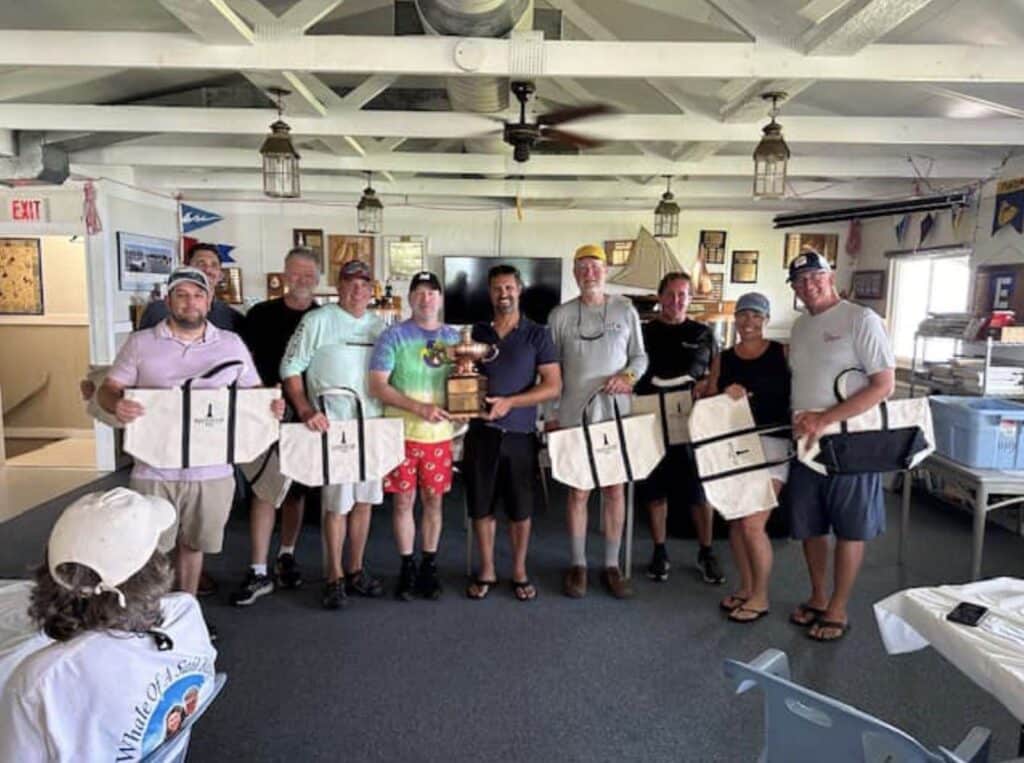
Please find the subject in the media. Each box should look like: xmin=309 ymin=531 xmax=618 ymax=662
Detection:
xmin=107 ymin=320 xmax=262 ymax=482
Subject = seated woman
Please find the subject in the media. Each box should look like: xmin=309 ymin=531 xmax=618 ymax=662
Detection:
xmin=706 ymin=292 xmax=791 ymax=623
xmin=0 ymin=488 xmax=217 ymax=762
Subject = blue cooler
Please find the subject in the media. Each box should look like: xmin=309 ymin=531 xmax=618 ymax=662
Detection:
xmin=929 ymin=396 xmax=1024 ymax=469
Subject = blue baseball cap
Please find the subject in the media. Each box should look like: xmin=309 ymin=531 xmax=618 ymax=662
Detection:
xmin=735 ymin=292 xmax=771 ymax=316
xmin=787 ymin=250 xmax=831 ymax=283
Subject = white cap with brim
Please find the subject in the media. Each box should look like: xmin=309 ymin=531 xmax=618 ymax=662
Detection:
xmin=48 ymin=488 xmax=176 ymax=608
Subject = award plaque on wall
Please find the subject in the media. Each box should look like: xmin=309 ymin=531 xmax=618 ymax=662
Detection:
xmin=699 ymin=230 xmax=727 ymax=265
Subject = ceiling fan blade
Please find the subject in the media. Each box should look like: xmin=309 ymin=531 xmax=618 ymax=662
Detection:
xmin=537 ymin=103 xmax=614 ymax=126
xmin=539 ymin=127 xmax=602 ymax=149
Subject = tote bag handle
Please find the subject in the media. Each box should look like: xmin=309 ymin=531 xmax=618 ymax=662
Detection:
xmin=180 ymin=360 xmax=245 ymax=468
xmin=833 ymin=367 xmax=890 ymax=434
xmin=580 ymin=390 xmax=633 ymax=488
xmin=316 ymin=387 xmax=367 ymax=485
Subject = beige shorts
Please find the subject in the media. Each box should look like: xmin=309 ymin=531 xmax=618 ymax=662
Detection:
xmin=130 ymin=476 xmax=236 ymax=554
xmin=241 ymin=446 xmax=292 ymax=508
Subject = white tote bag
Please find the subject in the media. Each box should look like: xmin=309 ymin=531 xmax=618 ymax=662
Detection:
xmin=690 ymin=394 xmax=788 ymax=520
xmin=548 ymin=394 xmax=665 ymax=490
xmin=124 ymin=361 xmax=280 ymax=469
xmin=279 ymin=387 xmax=406 ymax=486
xmin=632 ymin=374 xmax=695 ymax=447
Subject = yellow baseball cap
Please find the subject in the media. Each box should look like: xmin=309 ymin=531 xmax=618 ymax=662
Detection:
xmin=573 ymin=243 xmax=606 ymax=262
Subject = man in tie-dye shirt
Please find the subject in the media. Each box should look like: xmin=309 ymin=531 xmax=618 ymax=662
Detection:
xmin=369 ymin=272 xmax=460 ymax=601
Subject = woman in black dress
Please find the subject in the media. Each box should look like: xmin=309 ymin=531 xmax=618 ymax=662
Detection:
xmin=706 ymin=292 xmax=791 ymax=623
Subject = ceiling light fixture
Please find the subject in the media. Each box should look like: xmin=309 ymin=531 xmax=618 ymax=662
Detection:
xmin=653 ymin=176 xmax=680 ymax=238
xmin=753 ymin=91 xmax=790 ymax=199
xmin=260 ymin=87 xmax=301 ymax=199
xmin=357 ymin=171 xmax=383 ymax=234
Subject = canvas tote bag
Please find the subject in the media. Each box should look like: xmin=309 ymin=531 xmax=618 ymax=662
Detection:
xmin=547 ymin=393 xmax=665 ymax=490
xmin=124 ymin=361 xmax=280 ymax=468
xmin=690 ymin=394 xmax=791 ymax=520
xmin=797 ymin=369 xmax=934 ymax=476
xmin=632 ymin=374 xmax=695 ymax=448
xmin=278 ymin=387 xmax=405 ymax=486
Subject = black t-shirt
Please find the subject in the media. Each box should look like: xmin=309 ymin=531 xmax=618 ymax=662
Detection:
xmin=634 ymin=318 xmax=716 ymax=395
xmin=718 ymin=341 xmax=791 ymax=432
xmin=241 ymin=298 xmax=320 ymax=386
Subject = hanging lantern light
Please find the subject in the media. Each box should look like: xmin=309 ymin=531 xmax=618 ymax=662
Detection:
xmin=753 ymin=91 xmax=790 ymax=199
xmin=653 ymin=175 xmax=680 ymax=238
xmin=357 ymin=171 xmax=383 ymax=234
xmin=260 ymin=87 xmax=301 ymax=199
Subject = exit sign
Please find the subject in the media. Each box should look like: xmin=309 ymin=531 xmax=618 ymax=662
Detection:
xmin=10 ymin=198 xmax=47 ymax=222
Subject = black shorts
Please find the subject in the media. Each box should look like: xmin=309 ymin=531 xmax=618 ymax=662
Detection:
xmin=463 ymin=422 xmax=539 ymax=522
xmin=634 ymin=443 xmax=706 ymax=508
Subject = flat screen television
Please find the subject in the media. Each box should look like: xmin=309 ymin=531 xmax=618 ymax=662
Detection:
xmin=443 ymin=256 xmax=562 ymax=325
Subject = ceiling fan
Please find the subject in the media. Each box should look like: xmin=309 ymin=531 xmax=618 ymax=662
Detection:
xmin=491 ymin=81 xmax=613 ymax=163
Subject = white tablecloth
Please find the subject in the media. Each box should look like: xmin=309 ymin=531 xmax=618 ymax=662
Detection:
xmin=874 ymin=577 xmax=1024 ymax=723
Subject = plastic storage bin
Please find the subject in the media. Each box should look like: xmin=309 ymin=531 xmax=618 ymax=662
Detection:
xmin=929 ymin=396 xmax=1024 ymax=469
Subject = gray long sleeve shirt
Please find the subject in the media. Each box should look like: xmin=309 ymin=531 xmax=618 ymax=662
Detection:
xmin=548 ymin=295 xmax=648 ymax=427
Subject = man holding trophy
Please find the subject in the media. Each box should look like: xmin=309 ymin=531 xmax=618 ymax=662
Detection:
xmin=462 ymin=265 xmax=561 ymax=602
xmin=369 ymin=272 xmax=460 ymax=601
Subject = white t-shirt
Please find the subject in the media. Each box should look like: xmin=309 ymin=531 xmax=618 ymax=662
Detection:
xmin=0 ymin=592 xmax=216 ymax=763
xmin=788 ymin=300 xmax=895 ymax=412
xmin=0 ymin=581 xmax=52 ymax=699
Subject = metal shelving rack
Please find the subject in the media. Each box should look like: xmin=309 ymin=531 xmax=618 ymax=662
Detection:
xmin=909 ymin=333 xmax=1024 ymax=398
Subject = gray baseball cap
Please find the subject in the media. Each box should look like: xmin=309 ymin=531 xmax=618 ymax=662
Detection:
xmin=735 ymin=292 xmax=771 ymax=316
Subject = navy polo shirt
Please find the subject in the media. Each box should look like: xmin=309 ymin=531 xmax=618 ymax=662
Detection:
xmin=471 ymin=318 xmax=558 ymax=433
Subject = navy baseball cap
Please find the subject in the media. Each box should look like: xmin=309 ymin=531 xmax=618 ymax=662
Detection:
xmin=787 ymin=250 xmax=831 ymax=283
xmin=408 ymin=271 xmax=442 ymax=293
xmin=338 ymin=260 xmax=371 ymax=281
xmin=735 ymin=292 xmax=771 ymax=316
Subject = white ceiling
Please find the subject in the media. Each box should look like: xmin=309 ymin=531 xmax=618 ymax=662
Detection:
xmin=0 ymin=0 xmax=1022 ymax=211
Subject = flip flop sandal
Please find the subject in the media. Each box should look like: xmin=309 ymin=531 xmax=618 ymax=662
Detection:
xmin=808 ymin=619 xmax=851 ymax=642
xmin=466 ymin=578 xmax=497 ymax=600
xmin=789 ymin=602 xmax=827 ymax=627
xmin=728 ymin=606 xmax=771 ymax=624
xmin=720 ymin=594 xmax=748 ymax=612
xmin=512 ymin=580 xmax=537 ymax=602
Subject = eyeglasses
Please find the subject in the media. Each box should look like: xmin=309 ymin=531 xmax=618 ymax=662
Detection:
xmin=577 ymin=299 xmax=608 ymax=341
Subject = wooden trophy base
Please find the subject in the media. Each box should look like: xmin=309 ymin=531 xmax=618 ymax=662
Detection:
xmin=447 ymin=374 xmax=487 ymax=420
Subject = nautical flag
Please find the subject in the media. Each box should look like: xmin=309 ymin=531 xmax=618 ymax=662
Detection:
xmin=845 ymin=219 xmax=861 ymax=257
xmin=951 ymin=203 xmax=966 ymax=233
xmin=992 ymin=178 xmax=1024 ymax=235
xmin=181 ymin=204 xmax=223 ymax=234
xmin=919 ymin=212 xmax=935 ymax=244
xmin=895 ymin=214 xmax=910 ymax=244
xmin=182 ymin=235 xmax=236 ymax=263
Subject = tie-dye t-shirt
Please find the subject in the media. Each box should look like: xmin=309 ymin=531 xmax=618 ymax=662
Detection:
xmin=370 ymin=319 xmax=459 ymax=443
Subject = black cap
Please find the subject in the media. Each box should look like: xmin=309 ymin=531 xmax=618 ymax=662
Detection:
xmin=787 ymin=250 xmax=831 ymax=283
xmin=408 ymin=271 xmax=442 ymax=293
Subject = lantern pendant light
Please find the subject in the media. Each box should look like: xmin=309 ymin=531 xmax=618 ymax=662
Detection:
xmin=357 ymin=171 xmax=383 ymax=234
xmin=653 ymin=175 xmax=680 ymax=238
xmin=753 ymin=91 xmax=790 ymax=199
xmin=259 ymin=87 xmax=301 ymax=199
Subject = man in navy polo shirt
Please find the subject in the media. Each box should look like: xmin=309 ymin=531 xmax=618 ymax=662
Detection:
xmin=463 ymin=264 xmax=562 ymax=601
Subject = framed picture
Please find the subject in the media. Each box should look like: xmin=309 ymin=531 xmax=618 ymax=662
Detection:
xmin=730 ymin=250 xmax=759 ymax=284
xmin=216 ymin=266 xmax=243 ymax=304
xmin=117 ymin=232 xmax=176 ymax=292
xmin=784 ymin=232 xmax=838 ymax=269
xmin=383 ymin=235 xmax=426 ymax=280
xmin=266 ymin=272 xmax=286 ymax=299
xmin=604 ymin=239 xmax=634 ymax=267
xmin=326 ymin=234 xmax=374 ymax=286
xmin=850 ymin=270 xmax=886 ymax=300
xmin=699 ymin=230 xmax=727 ymax=265
xmin=293 ymin=228 xmax=324 ymax=271
xmin=0 ymin=238 xmax=44 ymax=315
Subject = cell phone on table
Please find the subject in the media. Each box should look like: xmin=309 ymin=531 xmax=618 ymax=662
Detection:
xmin=946 ymin=602 xmax=988 ymax=627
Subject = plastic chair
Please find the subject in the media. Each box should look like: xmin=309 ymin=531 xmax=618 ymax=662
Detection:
xmin=723 ymin=650 xmax=991 ymax=763
xmin=143 ymin=672 xmax=227 ymax=763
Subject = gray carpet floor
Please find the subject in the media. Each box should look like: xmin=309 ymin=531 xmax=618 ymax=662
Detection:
xmin=3 ymin=473 xmax=1024 ymax=762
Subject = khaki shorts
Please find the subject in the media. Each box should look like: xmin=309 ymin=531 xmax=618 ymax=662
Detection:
xmin=241 ymin=446 xmax=292 ymax=507
xmin=130 ymin=476 xmax=236 ymax=554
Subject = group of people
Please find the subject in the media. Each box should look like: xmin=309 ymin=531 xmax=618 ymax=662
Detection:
xmin=0 ymin=238 xmax=896 ymax=759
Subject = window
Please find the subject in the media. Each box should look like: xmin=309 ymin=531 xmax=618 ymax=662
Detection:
xmin=889 ymin=253 xmax=971 ymax=363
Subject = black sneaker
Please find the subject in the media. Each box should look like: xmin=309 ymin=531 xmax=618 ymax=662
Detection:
xmin=395 ymin=559 xmax=418 ymax=602
xmin=321 ymin=579 xmax=348 ymax=610
xmin=646 ymin=551 xmax=671 ymax=582
xmin=697 ymin=549 xmax=725 ymax=585
xmin=415 ymin=559 xmax=442 ymax=600
xmin=229 ymin=570 xmax=274 ymax=607
xmin=346 ymin=569 xmax=384 ymax=598
xmin=274 ymin=553 xmax=303 ymax=589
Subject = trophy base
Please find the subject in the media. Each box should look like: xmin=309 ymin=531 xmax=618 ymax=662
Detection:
xmin=447 ymin=374 xmax=487 ymax=420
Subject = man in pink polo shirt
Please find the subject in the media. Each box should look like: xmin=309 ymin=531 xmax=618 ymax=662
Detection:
xmin=98 ymin=267 xmax=284 ymax=597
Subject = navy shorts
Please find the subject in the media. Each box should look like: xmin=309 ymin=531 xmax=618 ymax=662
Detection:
xmin=635 ymin=444 xmax=706 ymax=508
xmin=786 ymin=461 xmax=885 ymax=541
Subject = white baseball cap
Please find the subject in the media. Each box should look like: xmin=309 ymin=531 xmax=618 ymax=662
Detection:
xmin=48 ymin=488 xmax=176 ymax=607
